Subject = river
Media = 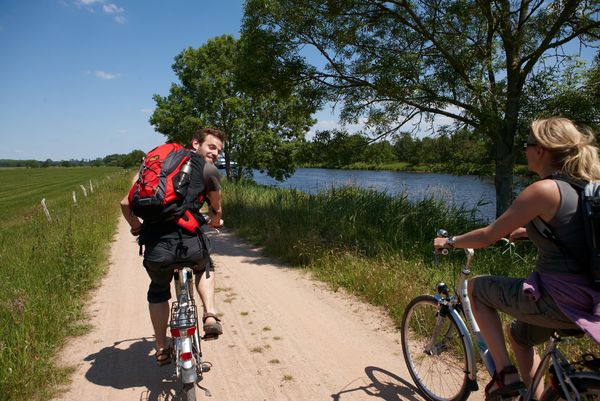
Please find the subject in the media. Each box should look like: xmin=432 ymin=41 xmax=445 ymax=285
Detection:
xmin=252 ymin=168 xmax=501 ymax=222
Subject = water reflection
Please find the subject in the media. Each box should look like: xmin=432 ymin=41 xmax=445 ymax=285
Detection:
xmin=253 ymin=168 xmax=498 ymax=222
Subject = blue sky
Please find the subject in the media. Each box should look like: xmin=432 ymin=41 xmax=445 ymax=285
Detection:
xmin=0 ymin=0 xmax=251 ymax=161
xmin=0 ymin=2 xmax=597 ymax=161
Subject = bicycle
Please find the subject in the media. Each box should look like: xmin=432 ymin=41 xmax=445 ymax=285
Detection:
xmin=401 ymin=229 xmax=600 ymax=401
xmin=169 ymin=262 xmax=213 ymax=401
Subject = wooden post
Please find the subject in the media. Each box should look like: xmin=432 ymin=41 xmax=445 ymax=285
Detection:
xmin=72 ymin=191 xmax=77 ymax=204
xmin=41 ymin=198 xmax=52 ymax=222
xmin=80 ymin=184 xmax=88 ymax=197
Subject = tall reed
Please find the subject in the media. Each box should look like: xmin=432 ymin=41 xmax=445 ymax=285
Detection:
xmin=222 ymin=179 xmax=537 ymax=323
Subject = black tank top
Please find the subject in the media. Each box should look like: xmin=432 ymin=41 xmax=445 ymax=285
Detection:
xmin=526 ymin=179 xmax=587 ymax=274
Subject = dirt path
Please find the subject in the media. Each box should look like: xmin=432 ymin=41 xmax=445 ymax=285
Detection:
xmin=53 ymin=216 xmax=485 ymax=401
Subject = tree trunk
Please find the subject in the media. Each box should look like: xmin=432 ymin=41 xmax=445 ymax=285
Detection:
xmin=494 ymin=81 xmax=521 ymax=217
xmin=494 ymin=122 xmax=514 ymax=217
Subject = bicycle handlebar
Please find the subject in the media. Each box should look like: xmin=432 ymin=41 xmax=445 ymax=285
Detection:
xmin=435 ymin=228 xmax=513 ymax=270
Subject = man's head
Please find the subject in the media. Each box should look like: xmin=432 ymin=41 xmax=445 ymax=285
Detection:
xmin=191 ymin=128 xmax=225 ymax=164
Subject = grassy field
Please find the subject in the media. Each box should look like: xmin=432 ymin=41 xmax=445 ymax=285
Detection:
xmin=0 ymin=167 xmax=131 ymax=401
xmin=222 ymin=179 xmax=597 ymax=358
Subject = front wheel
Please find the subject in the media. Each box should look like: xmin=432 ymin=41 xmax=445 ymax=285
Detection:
xmin=401 ymin=295 xmax=472 ymax=401
xmin=182 ymin=382 xmax=196 ymax=401
xmin=540 ymin=375 xmax=600 ymax=401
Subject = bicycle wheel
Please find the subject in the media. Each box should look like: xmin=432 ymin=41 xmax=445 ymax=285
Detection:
xmin=401 ymin=295 xmax=471 ymax=401
xmin=182 ymin=382 xmax=196 ymax=401
xmin=540 ymin=376 xmax=600 ymax=401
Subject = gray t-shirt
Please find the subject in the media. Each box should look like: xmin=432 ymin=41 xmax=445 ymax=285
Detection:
xmin=526 ymin=179 xmax=587 ymax=274
xmin=203 ymin=162 xmax=221 ymax=193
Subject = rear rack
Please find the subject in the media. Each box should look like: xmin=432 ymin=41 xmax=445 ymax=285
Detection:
xmin=170 ymin=301 xmax=198 ymax=329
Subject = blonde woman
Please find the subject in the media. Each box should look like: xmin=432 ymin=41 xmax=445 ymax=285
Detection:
xmin=434 ymin=117 xmax=600 ymax=400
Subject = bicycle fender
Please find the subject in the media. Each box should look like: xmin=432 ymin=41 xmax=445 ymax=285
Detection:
xmin=447 ymin=306 xmax=479 ymax=385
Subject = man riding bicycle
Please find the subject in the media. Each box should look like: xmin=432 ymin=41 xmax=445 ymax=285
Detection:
xmin=120 ymin=128 xmax=225 ymax=366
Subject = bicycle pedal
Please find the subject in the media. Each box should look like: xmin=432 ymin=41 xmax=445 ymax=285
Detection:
xmin=200 ymin=361 xmax=212 ymax=372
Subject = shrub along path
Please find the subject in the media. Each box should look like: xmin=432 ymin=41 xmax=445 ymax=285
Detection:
xmin=53 ymin=215 xmax=485 ymax=401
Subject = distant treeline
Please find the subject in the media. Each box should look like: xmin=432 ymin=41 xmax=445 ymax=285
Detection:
xmin=0 ymin=149 xmax=146 ymax=169
xmin=0 ymin=130 xmax=517 ymax=175
xmin=297 ymin=128 xmax=515 ymax=175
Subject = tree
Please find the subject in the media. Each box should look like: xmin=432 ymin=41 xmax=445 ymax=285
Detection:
xmin=150 ymin=35 xmax=318 ymax=181
xmin=242 ymin=0 xmax=599 ymax=215
xmin=393 ymin=132 xmax=420 ymax=165
xmin=363 ymin=140 xmax=397 ymax=164
xmin=123 ymin=149 xmax=146 ymax=168
xmin=524 ymin=53 xmax=600 ymax=129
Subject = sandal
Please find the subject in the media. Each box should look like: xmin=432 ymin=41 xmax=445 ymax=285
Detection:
xmin=203 ymin=313 xmax=223 ymax=340
xmin=484 ymin=365 xmax=525 ymax=401
xmin=155 ymin=346 xmax=172 ymax=366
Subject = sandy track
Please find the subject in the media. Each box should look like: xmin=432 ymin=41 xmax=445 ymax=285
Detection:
xmin=53 ymin=216 xmax=485 ymax=401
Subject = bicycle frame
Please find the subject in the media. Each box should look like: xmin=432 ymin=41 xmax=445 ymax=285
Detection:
xmin=530 ymin=335 xmax=591 ymax=401
xmin=170 ymin=266 xmax=203 ymax=385
xmin=432 ymin=248 xmax=495 ymax=389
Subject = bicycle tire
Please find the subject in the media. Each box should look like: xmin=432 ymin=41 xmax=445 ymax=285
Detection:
xmin=540 ymin=375 xmax=600 ymax=401
xmin=182 ymin=382 xmax=197 ymax=401
xmin=401 ymin=295 xmax=472 ymax=401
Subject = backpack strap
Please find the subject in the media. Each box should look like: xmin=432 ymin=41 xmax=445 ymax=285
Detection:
xmin=532 ymin=174 xmax=588 ymax=269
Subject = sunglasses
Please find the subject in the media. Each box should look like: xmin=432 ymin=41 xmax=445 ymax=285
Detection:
xmin=523 ymin=141 xmax=538 ymax=150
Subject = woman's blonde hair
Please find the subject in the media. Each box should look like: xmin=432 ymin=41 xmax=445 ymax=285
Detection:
xmin=531 ymin=117 xmax=600 ymax=181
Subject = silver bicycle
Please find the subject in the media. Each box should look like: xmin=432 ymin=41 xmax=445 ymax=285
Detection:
xmin=169 ymin=263 xmax=213 ymax=401
xmin=401 ymin=230 xmax=600 ymax=401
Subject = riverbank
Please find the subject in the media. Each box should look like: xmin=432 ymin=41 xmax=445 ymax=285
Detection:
xmin=222 ymin=180 xmax=527 ymax=317
xmin=302 ymin=161 xmax=531 ymax=176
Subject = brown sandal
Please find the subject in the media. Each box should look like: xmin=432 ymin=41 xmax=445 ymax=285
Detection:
xmin=484 ymin=365 xmax=525 ymax=400
xmin=203 ymin=313 xmax=223 ymax=340
xmin=155 ymin=346 xmax=172 ymax=366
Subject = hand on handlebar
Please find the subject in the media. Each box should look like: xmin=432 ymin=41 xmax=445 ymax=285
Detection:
xmin=508 ymin=227 xmax=528 ymax=243
xmin=433 ymin=237 xmax=452 ymax=255
xmin=207 ymin=218 xmax=224 ymax=230
xmin=434 ymin=229 xmax=452 ymax=255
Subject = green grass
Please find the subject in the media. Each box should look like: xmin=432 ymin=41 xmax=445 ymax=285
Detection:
xmin=222 ymin=179 xmax=598 ymax=357
xmin=0 ymin=167 xmax=131 ymax=401
xmin=222 ymin=179 xmax=529 ymax=311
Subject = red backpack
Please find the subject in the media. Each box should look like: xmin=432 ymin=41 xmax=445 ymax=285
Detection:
xmin=128 ymin=143 xmax=206 ymax=234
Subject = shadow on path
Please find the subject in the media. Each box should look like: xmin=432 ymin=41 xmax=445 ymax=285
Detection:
xmin=331 ymin=366 xmax=421 ymax=401
xmin=83 ymin=336 xmax=197 ymax=401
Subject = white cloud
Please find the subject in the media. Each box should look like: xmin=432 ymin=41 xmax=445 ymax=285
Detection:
xmin=103 ymin=3 xmax=124 ymax=13
xmin=95 ymin=70 xmax=119 ymax=80
xmin=73 ymin=0 xmax=126 ymax=23
xmin=140 ymin=108 xmax=153 ymax=114
xmin=118 ymin=129 xmax=128 ymax=134
xmin=309 ymin=119 xmax=338 ymax=132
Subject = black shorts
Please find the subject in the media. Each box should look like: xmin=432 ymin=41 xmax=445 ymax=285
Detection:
xmin=143 ymin=234 xmax=213 ymax=303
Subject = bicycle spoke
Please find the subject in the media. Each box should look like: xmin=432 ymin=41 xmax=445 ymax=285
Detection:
xmin=402 ymin=295 xmax=471 ymax=401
